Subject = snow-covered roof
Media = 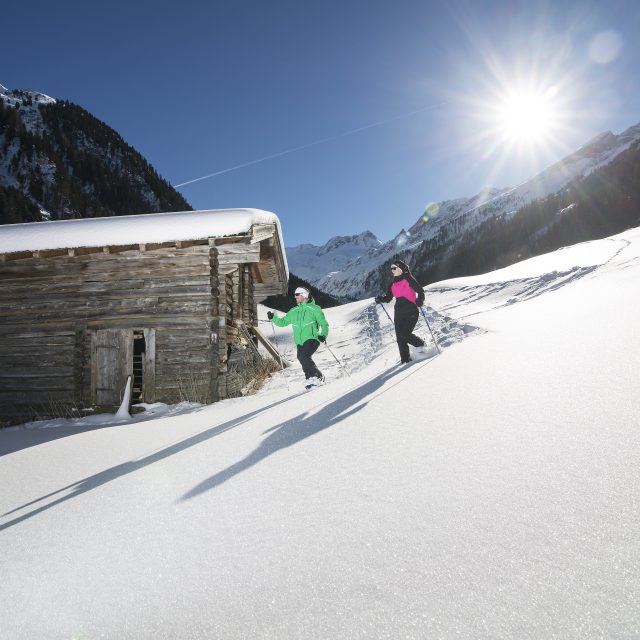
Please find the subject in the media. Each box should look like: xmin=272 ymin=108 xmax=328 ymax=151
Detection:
xmin=0 ymin=208 xmax=287 ymax=267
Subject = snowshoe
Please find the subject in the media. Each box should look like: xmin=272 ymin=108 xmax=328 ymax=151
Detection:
xmin=304 ymin=375 xmax=325 ymax=391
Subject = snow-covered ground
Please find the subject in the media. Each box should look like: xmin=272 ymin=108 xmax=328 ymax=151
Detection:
xmin=1 ymin=227 xmax=639 ymax=639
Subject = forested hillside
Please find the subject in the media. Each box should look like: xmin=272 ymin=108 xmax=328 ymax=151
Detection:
xmin=0 ymin=88 xmax=191 ymax=224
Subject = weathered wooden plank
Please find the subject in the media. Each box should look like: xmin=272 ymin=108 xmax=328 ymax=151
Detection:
xmin=0 ymin=316 xmax=218 ymax=335
xmin=254 ymin=284 xmax=288 ymax=298
xmin=100 ymin=244 xmax=140 ymax=254
xmin=0 ymin=286 xmax=214 ymax=307
xmin=175 ymin=239 xmax=209 ymax=249
xmin=250 ymin=326 xmax=288 ymax=368
xmin=217 ymin=244 xmax=261 ymax=264
xmin=0 ymin=264 xmax=212 ymax=283
xmin=0 ymin=304 xmax=214 ymax=322
xmin=0 ymin=336 xmax=76 ymax=346
xmin=0 ymin=262 xmax=211 ymax=284
xmin=91 ymin=329 xmax=133 ymax=406
xmin=0 ymin=367 xmax=75 ymax=378
xmin=68 ymin=247 xmax=104 ymax=257
xmin=155 ymin=331 xmax=211 ymax=345
xmin=0 ymin=251 xmax=34 ymax=262
xmin=74 ymin=327 xmax=86 ymax=405
xmin=0 ymin=356 xmax=76 ymax=369
xmin=0 ymin=329 xmax=75 ymax=338
xmin=0 ymin=242 xmax=216 ymax=266
xmin=0 ymin=390 xmax=73 ymax=403
xmin=251 ymin=263 xmax=264 ymax=284
xmin=0 ymin=352 xmax=73 ymax=363
xmin=155 ymin=343 xmax=212 ymax=353
xmin=0 ymin=247 xmax=210 ymax=269
xmin=0 ymin=296 xmax=213 ymax=313
xmin=0 ymin=380 xmax=73 ymax=395
xmin=142 ymin=328 xmax=156 ymax=402
xmin=211 ymin=236 xmax=249 ymax=246
xmin=249 ymin=223 xmax=275 ymax=244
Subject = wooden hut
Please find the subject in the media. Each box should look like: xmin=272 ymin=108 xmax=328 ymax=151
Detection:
xmin=0 ymin=209 xmax=288 ymax=425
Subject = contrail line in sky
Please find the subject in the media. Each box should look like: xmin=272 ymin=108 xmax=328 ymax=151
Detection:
xmin=173 ymin=103 xmax=443 ymax=188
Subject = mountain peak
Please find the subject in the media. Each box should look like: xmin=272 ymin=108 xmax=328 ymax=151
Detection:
xmin=317 ymin=230 xmax=381 ymax=256
xmin=285 ymin=230 xmax=382 ymax=283
xmin=0 ymin=85 xmax=56 ymax=106
xmin=0 ymin=85 xmax=190 ymax=224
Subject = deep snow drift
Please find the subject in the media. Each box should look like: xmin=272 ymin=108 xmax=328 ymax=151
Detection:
xmin=1 ymin=227 xmax=639 ymax=639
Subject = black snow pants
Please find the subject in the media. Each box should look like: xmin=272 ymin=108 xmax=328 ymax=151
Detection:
xmin=394 ymin=303 xmax=424 ymax=363
xmin=297 ymin=339 xmax=323 ymax=379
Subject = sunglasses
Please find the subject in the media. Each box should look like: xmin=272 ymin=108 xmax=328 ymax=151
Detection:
xmin=390 ymin=264 xmax=400 ymax=270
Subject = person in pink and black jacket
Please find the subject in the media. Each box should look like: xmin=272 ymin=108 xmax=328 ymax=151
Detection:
xmin=375 ymin=260 xmax=426 ymax=364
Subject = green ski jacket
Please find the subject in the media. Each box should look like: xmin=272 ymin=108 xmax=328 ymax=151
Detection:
xmin=271 ymin=298 xmax=329 ymax=345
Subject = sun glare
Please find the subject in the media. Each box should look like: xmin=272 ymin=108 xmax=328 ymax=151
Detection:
xmin=460 ymin=58 xmax=580 ymax=192
xmin=498 ymin=88 xmax=557 ymax=143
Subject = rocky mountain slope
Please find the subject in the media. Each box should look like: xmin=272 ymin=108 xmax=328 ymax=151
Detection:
xmin=0 ymin=84 xmax=191 ymax=224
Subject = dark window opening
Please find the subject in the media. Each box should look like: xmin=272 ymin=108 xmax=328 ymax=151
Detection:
xmin=132 ymin=331 xmax=146 ymax=401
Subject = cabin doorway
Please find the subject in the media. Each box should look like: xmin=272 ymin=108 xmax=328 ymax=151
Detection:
xmin=91 ymin=328 xmax=155 ymax=406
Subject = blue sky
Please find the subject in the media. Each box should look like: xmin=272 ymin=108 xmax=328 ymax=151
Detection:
xmin=3 ymin=0 xmax=640 ymax=246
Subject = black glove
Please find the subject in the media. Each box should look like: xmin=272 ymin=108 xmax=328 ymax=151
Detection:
xmin=417 ymin=299 xmax=424 ymax=307
xmin=374 ymin=296 xmax=382 ymax=304
xmin=267 ymin=311 xmax=274 ymax=320
xmin=318 ymin=335 xmax=326 ymax=343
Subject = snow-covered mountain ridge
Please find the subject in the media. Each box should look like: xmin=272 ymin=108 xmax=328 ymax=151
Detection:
xmin=0 ymin=84 xmax=190 ymax=223
xmin=288 ymin=122 xmax=640 ymax=299
xmin=285 ymin=229 xmax=382 ymax=284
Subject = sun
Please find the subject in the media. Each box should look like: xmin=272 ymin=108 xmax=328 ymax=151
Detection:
xmin=462 ymin=69 xmax=578 ymax=186
xmin=496 ymin=87 xmax=558 ymax=144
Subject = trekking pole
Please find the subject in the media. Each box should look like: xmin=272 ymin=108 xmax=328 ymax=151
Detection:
xmin=377 ymin=301 xmax=393 ymax=324
xmin=322 ymin=340 xmax=351 ymax=377
xmin=420 ymin=307 xmax=441 ymax=354
xmin=271 ymin=321 xmax=290 ymax=390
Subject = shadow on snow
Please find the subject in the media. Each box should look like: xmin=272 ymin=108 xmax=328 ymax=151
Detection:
xmin=0 ymin=357 xmax=437 ymax=531
xmin=180 ymin=358 xmax=436 ymax=501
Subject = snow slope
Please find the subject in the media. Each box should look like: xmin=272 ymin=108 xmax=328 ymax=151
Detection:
xmin=287 ymin=123 xmax=640 ymax=299
xmin=1 ymin=227 xmax=639 ymax=639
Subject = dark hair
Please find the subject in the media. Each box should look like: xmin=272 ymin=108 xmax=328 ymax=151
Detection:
xmin=394 ymin=260 xmax=413 ymax=276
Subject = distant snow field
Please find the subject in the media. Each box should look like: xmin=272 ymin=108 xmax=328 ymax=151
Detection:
xmin=1 ymin=227 xmax=639 ymax=639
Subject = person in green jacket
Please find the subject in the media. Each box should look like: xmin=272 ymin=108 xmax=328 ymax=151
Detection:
xmin=267 ymin=286 xmax=329 ymax=388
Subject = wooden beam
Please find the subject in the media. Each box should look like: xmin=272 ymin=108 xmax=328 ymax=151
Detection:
xmin=217 ymin=243 xmax=261 ymax=264
xmin=250 ymin=224 xmax=275 ymax=244
xmin=251 ymin=263 xmax=263 ymax=283
xmin=138 ymin=242 xmax=177 ymax=252
xmin=0 ymin=251 xmax=33 ymax=262
xmin=250 ymin=325 xmax=288 ymax=368
xmin=211 ymin=236 xmax=249 ymax=246
xmin=176 ymin=239 xmax=208 ymax=249
xmin=218 ymin=264 xmax=240 ymax=275
xmin=34 ymin=248 xmax=71 ymax=259
xmin=69 ymin=247 xmax=104 ymax=256
xmin=99 ymin=244 xmax=139 ymax=254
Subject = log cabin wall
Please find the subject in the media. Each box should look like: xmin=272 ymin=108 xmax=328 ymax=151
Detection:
xmin=222 ymin=265 xmax=262 ymax=400
xmin=0 ymin=242 xmax=221 ymax=424
xmin=242 ymin=265 xmax=257 ymax=327
xmin=0 ymin=221 xmax=288 ymax=426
